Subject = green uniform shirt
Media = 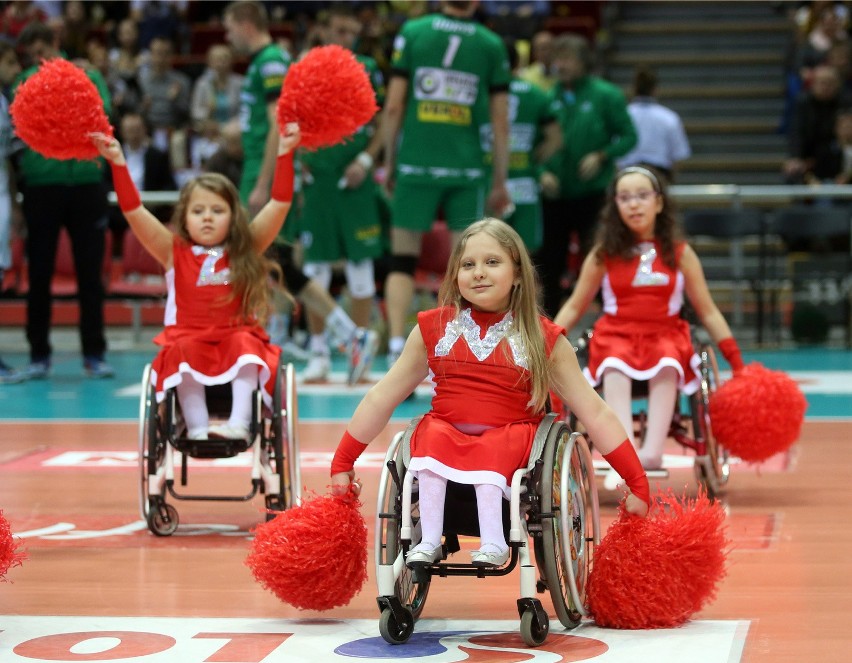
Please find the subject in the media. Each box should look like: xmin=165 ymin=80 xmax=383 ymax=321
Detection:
xmin=239 ymin=42 xmax=290 ymax=201
xmin=546 ymin=75 xmax=637 ymax=198
xmin=390 ymin=12 xmax=510 ymax=185
xmin=300 ymin=54 xmax=384 ymax=174
xmin=13 ymin=62 xmax=111 ymax=186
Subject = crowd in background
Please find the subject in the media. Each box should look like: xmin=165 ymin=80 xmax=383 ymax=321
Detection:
xmin=0 ymin=0 xmax=850 ymax=382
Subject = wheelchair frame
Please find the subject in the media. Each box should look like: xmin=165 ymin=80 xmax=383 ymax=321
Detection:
xmin=374 ymin=413 xmax=600 ymax=647
xmin=137 ymin=361 xmax=301 ymax=536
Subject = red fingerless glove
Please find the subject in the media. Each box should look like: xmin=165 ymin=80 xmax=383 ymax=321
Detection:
xmin=110 ymin=162 xmax=142 ymax=212
xmin=330 ymin=430 xmax=368 ymax=476
xmin=718 ymin=337 xmax=744 ymax=373
xmin=270 ymin=151 xmax=294 ymax=203
xmin=602 ymin=439 xmax=650 ymax=507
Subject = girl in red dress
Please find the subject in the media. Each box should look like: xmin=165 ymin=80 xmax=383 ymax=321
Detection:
xmin=331 ymin=218 xmax=648 ymax=569
xmin=555 ymin=166 xmax=744 ymax=478
xmin=91 ymin=124 xmax=300 ymax=441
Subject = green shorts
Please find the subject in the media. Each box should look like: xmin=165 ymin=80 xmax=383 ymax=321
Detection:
xmin=390 ymin=179 xmax=486 ymax=232
xmin=299 ymin=171 xmax=384 ymax=262
xmin=505 ymin=201 xmax=543 ymax=252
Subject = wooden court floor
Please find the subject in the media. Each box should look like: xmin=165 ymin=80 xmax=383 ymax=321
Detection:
xmin=1 ymin=414 xmax=851 ymax=661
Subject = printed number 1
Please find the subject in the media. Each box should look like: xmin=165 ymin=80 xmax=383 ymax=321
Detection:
xmin=443 ymin=34 xmax=462 ymax=68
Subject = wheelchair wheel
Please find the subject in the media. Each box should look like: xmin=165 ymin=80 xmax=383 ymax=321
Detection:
xmin=379 ymin=606 xmax=415 ymax=645
xmin=147 ymin=502 xmax=179 ymax=537
xmin=138 ymin=363 xmax=163 ymax=522
xmin=692 ymin=343 xmax=730 ymax=497
xmin=266 ymin=362 xmax=300 ymax=515
xmin=375 ymin=433 xmax=430 ymax=622
xmin=520 ymin=608 xmax=549 ymax=647
xmin=540 ymin=423 xmax=599 ymax=629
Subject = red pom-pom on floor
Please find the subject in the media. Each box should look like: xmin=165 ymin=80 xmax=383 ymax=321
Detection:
xmin=588 ymin=489 xmax=727 ymax=629
xmin=709 ymin=363 xmax=807 ymax=463
xmin=1 ymin=509 xmax=27 ymax=582
xmin=245 ymin=488 xmax=367 ymax=611
xmin=10 ymin=58 xmax=112 ymax=161
xmin=277 ymin=45 xmax=378 ymax=150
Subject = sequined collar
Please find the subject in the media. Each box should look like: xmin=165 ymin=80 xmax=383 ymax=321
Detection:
xmin=434 ymin=308 xmax=528 ymax=368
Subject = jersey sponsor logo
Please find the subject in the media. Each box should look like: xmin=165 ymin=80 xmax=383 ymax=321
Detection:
xmin=506 ymin=176 xmax=538 ymax=204
xmin=417 ymin=101 xmax=471 ymax=125
xmin=414 ymin=67 xmax=479 ymax=105
xmin=432 ymin=16 xmax=477 ymax=35
xmin=259 ymin=61 xmax=288 ymax=78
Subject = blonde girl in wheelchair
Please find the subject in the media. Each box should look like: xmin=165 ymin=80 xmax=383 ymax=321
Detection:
xmin=331 ymin=217 xmax=648 ymax=570
xmin=554 ymin=166 xmax=745 ymax=487
xmin=91 ymin=124 xmax=300 ymax=442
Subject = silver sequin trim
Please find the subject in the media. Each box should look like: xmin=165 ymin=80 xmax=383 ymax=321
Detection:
xmin=192 ymin=244 xmax=231 ymax=286
xmin=434 ymin=308 xmax=528 ymax=369
xmin=631 ymin=241 xmax=669 ymax=287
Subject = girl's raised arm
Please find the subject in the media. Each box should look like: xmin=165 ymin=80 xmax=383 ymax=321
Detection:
xmin=249 ymin=123 xmax=301 ymax=253
xmin=91 ymin=132 xmax=174 ymax=268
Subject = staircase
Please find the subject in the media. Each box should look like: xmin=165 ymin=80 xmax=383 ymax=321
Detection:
xmin=603 ymin=1 xmax=792 ymax=185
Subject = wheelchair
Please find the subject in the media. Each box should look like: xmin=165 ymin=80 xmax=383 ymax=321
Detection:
xmin=137 ymin=361 xmax=301 ymax=536
xmin=572 ymin=327 xmax=730 ymax=498
xmin=374 ymin=413 xmax=600 ymax=647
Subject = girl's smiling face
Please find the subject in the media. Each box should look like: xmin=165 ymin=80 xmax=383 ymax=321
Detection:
xmin=457 ymin=232 xmax=519 ymax=312
xmin=614 ymin=172 xmax=663 ymax=241
xmin=184 ymin=185 xmax=232 ymax=247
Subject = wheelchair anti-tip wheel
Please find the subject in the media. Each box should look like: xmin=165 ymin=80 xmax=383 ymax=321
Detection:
xmin=539 ymin=424 xmax=599 ymax=629
xmin=692 ymin=343 xmax=730 ymax=497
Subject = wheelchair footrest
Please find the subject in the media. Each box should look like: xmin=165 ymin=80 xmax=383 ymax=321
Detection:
xmin=172 ymin=437 xmax=251 ymax=458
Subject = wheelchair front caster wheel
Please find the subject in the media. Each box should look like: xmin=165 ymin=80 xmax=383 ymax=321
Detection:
xmin=520 ymin=609 xmax=549 ymax=647
xmin=379 ymin=607 xmax=414 ymax=644
xmin=147 ymin=503 xmax=179 ymax=536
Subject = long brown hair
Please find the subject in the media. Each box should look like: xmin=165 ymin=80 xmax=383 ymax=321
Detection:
xmin=171 ymin=173 xmax=280 ymax=324
xmin=594 ymin=165 xmax=682 ymax=268
xmin=438 ymin=218 xmax=551 ymax=413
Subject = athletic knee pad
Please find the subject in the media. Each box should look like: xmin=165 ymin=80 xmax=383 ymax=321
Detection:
xmin=387 ymin=254 xmax=418 ymax=277
xmin=302 ymin=261 xmax=333 ymax=291
xmin=345 ymin=259 xmax=376 ymax=299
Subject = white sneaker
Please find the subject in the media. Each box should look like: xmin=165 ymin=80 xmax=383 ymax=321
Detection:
xmin=347 ymin=328 xmax=378 ymax=385
xmin=301 ymin=354 xmax=330 ymax=383
xmin=603 ymin=467 xmax=621 ymax=491
xmin=405 ymin=542 xmax=442 ymax=567
xmin=208 ymin=423 xmax=250 ymax=441
xmin=471 ymin=545 xmax=510 ymax=567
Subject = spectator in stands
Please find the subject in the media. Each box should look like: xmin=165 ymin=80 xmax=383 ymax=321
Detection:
xmin=224 ymin=0 xmax=378 ymax=384
xmin=107 ymin=17 xmax=145 ymax=119
xmin=190 ymin=44 xmax=244 ymax=172
xmin=57 ymin=0 xmax=90 ymax=61
xmin=796 ymin=0 xmax=848 ymax=84
xmin=537 ymin=33 xmax=637 ymax=317
xmin=0 ymin=1 xmax=48 ymax=44
xmin=382 ymin=0 xmax=512 ymax=366
xmin=0 ymin=40 xmax=23 ymax=384
xmin=616 ymin=65 xmax=691 ymax=183
xmin=297 ymin=3 xmax=384 ymax=383
xmin=130 ymin=0 xmax=189 ymax=53
xmin=107 ymin=111 xmax=176 ymax=251
xmin=138 ymin=35 xmax=191 ymax=173
xmin=784 ymin=63 xmax=852 ymax=183
xmin=517 ymin=29 xmax=556 ymax=91
xmin=12 ymin=22 xmax=114 ymax=380
xmin=804 ymin=104 xmax=852 ymax=184
xmin=487 ymin=37 xmax=561 ymax=252
xmin=204 ymin=119 xmax=243 ymax=189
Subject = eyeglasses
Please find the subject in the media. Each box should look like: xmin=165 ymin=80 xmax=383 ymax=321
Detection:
xmin=614 ymin=191 xmax=658 ymax=205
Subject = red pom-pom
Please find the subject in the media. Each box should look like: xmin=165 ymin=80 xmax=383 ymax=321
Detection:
xmin=709 ymin=363 xmax=807 ymax=463
xmin=1 ymin=509 xmax=27 ymax=582
xmin=10 ymin=58 xmax=112 ymax=160
xmin=588 ymin=489 xmax=727 ymax=629
xmin=277 ymin=45 xmax=378 ymax=150
xmin=245 ymin=489 xmax=367 ymax=610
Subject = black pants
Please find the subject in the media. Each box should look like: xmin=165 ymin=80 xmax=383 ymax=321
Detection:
xmin=23 ymin=183 xmax=109 ymax=361
xmin=536 ymin=192 xmax=606 ymax=318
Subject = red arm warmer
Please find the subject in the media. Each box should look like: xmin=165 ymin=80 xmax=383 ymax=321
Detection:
xmin=603 ymin=439 xmax=650 ymax=507
xmin=718 ymin=337 xmax=744 ymax=373
xmin=330 ymin=430 xmax=368 ymax=476
xmin=110 ymin=162 xmax=142 ymax=212
xmin=270 ymin=151 xmax=294 ymax=203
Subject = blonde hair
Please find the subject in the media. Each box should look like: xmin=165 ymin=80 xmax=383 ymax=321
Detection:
xmin=171 ymin=173 xmax=281 ymax=324
xmin=438 ymin=218 xmax=551 ymax=413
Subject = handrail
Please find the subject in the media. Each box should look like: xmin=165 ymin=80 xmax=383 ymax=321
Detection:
xmin=109 ymin=184 xmax=852 ymax=207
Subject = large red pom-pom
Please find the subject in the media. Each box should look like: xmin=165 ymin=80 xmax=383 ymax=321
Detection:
xmin=277 ymin=45 xmax=378 ymax=150
xmin=10 ymin=58 xmax=112 ymax=161
xmin=1 ymin=509 xmax=27 ymax=582
xmin=588 ymin=489 xmax=727 ymax=629
xmin=245 ymin=490 xmax=367 ymax=610
xmin=709 ymin=363 xmax=807 ymax=463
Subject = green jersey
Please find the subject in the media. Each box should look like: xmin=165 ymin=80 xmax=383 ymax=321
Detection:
xmin=390 ymin=12 xmax=510 ymax=185
xmin=239 ymin=43 xmax=290 ymax=200
xmin=300 ymin=54 xmax=384 ymax=174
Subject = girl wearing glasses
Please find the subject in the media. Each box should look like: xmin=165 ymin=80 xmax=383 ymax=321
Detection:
xmin=554 ymin=166 xmax=744 ymax=482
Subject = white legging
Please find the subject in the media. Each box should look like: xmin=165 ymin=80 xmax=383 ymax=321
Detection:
xmin=176 ymin=364 xmax=259 ymax=437
xmin=411 ymin=469 xmax=508 ymax=554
